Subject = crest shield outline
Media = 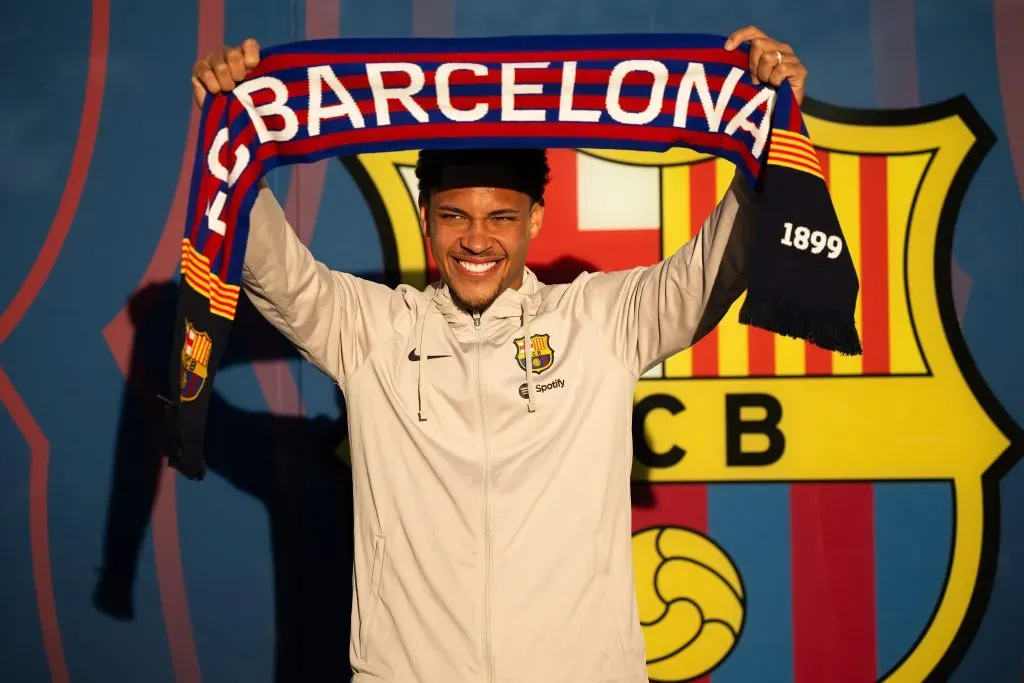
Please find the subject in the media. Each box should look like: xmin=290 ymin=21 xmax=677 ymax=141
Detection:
xmin=340 ymin=94 xmax=1022 ymax=682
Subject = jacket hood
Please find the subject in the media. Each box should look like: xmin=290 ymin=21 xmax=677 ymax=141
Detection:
xmin=425 ymin=266 xmax=543 ymax=330
xmin=416 ymin=267 xmax=545 ymax=421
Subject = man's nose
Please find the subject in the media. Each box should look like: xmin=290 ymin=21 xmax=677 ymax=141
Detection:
xmin=460 ymin=219 xmax=491 ymax=253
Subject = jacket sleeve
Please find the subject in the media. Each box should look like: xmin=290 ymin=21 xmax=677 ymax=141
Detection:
xmin=579 ymin=169 xmax=758 ymax=376
xmin=240 ymin=184 xmax=396 ymax=384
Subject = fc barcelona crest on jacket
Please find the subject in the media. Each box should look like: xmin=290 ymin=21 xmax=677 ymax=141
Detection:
xmin=180 ymin=320 xmax=213 ymax=401
xmin=515 ymin=334 xmax=554 ymax=374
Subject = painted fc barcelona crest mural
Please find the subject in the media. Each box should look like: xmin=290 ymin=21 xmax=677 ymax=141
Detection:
xmin=345 ymin=95 xmax=1023 ymax=682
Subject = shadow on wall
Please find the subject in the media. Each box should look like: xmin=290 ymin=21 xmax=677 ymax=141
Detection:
xmin=93 ymin=280 xmax=354 ymax=683
xmin=88 ymin=252 xmax=663 ymax=680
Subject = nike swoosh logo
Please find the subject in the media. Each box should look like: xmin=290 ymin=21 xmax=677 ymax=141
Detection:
xmin=408 ymin=349 xmax=452 ymax=361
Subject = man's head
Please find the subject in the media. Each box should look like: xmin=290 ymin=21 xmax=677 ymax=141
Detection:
xmin=416 ymin=148 xmax=550 ymax=313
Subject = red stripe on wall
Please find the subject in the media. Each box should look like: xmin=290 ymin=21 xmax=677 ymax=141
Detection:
xmin=413 ymin=0 xmax=455 ymax=37
xmin=631 ymin=484 xmax=709 ymax=683
xmin=790 ymin=153 xmax=885 ymax=683
xmin=869 ymin=0 xmax=920 ymax=109
xmin=994 ymin=0 xmax=1024 ymax=206
xmin=151 ymin=469 xmax=198 ymax=683
xmin=690 ymin=160 xmax=719 ymax=377
xmin=859 ymin=157 xmax=889 ymax=374
xmin=152 ymin=4 xmax=227 ymax=683
xmin=0 ymin=2 xmax=109 ymax=679
xmin=0 ymin=368 xmax=67 ymax=683
xmin=631 ymin=484 xmax=708 ymax=534
xmin=260 ymin=0 xmax=343 ymax=423
xmin=748 ymin=326 xmax=775 ymax=376
xmin=789 ymin=483 xmax=877 ymax=682
xmin=804 ymin=149 xmax=834 ymax=375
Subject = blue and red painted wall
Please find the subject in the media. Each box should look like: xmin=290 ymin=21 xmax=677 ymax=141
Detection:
xmin=2 ymin=0 xmax=1022 ymax=681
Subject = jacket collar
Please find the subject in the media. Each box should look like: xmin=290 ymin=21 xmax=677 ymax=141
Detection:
xmin=415 ymin=267 xmax=545 ymax=421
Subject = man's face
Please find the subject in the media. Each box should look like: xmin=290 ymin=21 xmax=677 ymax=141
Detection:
xmin=420 ymin=186 xmax=543 ymax=313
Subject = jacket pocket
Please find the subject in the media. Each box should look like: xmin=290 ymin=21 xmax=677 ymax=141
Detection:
xmin=592 ymin=530 xmax=629 ymax=659
xmin=359 ymin=534 xmax=386 ymax=661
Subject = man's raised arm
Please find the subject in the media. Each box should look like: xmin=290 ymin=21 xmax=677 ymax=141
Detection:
xmin=194 ymin=40 xmax=393 ymax=384
xmin=577 ymin=25 xmax=808 ymax=376
xmin=579 ymin=170 xmax=757 ymax=376
xmin=241 ymin=182 xmax=394 ymax=383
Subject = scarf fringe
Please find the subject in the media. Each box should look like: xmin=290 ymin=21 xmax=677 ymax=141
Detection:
xmin=157 ymin=398 xmax=207 ymax=481
xmin=739 ymin=294 xmax=863 ymax=357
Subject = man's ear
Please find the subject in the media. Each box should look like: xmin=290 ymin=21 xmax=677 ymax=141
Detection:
xmin=419 ymin=199 xmax=429 ymax=238
xmin=528 ymin=201 xmax=544 ymax=239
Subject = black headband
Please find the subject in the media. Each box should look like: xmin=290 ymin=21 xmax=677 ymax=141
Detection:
xmin=434 ymin=163 xmax=542 ymax=203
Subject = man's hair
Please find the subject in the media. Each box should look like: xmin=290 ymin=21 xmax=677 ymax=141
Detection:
xmin=415 ymin=148 xmax=551 ymax=206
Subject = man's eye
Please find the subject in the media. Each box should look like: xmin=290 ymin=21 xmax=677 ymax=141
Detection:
xmin=439 ymin=213 xmax=463 ymax=221
xmin=493 ymin=216 xmax=517 ymax=223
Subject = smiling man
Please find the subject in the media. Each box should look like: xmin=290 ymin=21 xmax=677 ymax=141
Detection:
xmin=192 ymin=24 xmax=807 ymax=683
xmin=415 ymin=148 xmax=548 ymax=317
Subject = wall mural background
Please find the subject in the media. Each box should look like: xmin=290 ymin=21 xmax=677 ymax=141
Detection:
xmin=2 ymin=0 xmax=1022 ymax=681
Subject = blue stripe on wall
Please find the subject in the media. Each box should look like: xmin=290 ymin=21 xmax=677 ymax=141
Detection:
xmin=949 ymin=463 xmax=1024 ymax=682
xmin=46 ymin=0 xmax=196 ymax=311
xmin=0 ymin=0 xmax=200 ymax=679
xmin=228 ymin=0 xmax=301 ymax=200
xmin=1 ymin=348 xmax=177 ymax=683
xmin=916 ymin=2 xmax=1024 ymax=681
xmin=654 ymin=0 xmax=877 ymax=109
xmin=313 ymin=159 xmax=388 ymax=281
xmin=172 ymin=5 xmax=312 ymax=678
xmin=0 ymin=407 xmax=50 ymax=683
xmin=455 ymin=0 xmax=876 ymax=108
xmin=225 ymin=0 xmax=299 ymax=48
xmin=0 ymin=1 xmax=1020 ymax=682
xmin=873 ymin=482 xmax=954 ymax=677
xmin=458 ymin=0 xmax=663 ymax=36
xmin=916 ymin=0 xmax=1024 ymax=422
xmin=0 ymin=0 xmax=91 ymax=315
xmin=708 ymin=483 xmax=794 ymax=683
xmin=949 ymin=466 xmax=1024 ymax=683
xmin=179 ymin=362 xmax=276 ymax=683
xmin=343 ymin=0 xmax=412 ymax=37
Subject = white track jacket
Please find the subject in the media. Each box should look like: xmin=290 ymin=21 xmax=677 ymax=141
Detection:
xmin=240 ymin=173 xmax=757 ymax=683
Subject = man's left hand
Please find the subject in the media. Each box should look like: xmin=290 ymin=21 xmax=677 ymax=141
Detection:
xmin=724 ymin=25 xmax=808 ymax=106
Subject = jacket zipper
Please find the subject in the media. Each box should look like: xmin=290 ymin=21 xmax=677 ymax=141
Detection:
xmin=473 ymin=311 xmax=495 ymax=683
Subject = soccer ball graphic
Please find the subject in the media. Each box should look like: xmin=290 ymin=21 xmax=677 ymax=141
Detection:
xmin=632 ymin=527 xmax=746 ymax=681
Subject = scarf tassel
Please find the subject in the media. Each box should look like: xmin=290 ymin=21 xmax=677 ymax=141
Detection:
xmin=739 ymin=293 xmax=863 ymax=357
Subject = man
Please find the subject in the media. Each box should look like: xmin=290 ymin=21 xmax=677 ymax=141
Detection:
xmin=192 ymin=25 xmax=808 ymax=683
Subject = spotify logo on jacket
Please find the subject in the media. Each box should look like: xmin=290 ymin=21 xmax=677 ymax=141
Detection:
xmin=519 ymin=379 xmax=566 ymax=398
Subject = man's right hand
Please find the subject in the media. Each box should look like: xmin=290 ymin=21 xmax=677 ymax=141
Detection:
xmin=192 ymin=39 xmax=261 ymax=109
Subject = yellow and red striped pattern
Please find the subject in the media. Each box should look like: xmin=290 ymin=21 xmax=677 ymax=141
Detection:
xmin=767 ymin=129 xmax=825 ymax=181
xmin=180 ymin=238 xmax=241 ymax=320
xmin=185 ymin=328 xmax=212 ymax=366
xmin=661 ymin=152 xmax=927 ymax=380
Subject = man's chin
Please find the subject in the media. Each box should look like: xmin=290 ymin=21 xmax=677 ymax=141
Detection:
xmin=448 ymin=280 xmax=502 ymax=314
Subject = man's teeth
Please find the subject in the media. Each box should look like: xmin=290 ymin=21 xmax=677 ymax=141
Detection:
xmin=458 ymin=260 xmax=497 ymax=273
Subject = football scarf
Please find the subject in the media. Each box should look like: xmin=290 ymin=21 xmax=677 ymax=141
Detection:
xmin=162 ymin=33 xmax=862 ymax=481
